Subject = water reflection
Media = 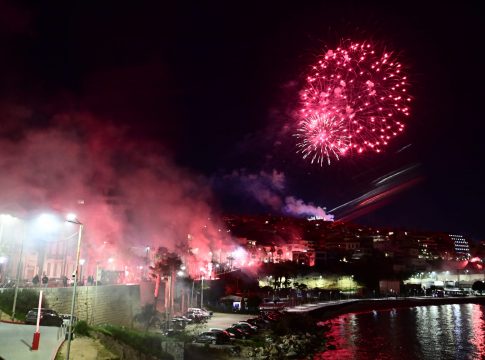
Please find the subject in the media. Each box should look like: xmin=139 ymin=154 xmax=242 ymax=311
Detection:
xmin=470 ymin=304 xmax=485 ymax=356
xmin=317 ymin=304 xmax=485 ymax=360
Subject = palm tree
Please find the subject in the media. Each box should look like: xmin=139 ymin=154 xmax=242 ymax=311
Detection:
xmin=150 ymin=247 xmax=182 ymax=330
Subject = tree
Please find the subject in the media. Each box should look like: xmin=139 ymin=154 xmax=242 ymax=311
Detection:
xmin=472 ymin=280 xmax=485 ymax=295
xmin=258 ymin=261 xmax=300 ymax=292
xmin=0 ymin=289 xmax=49 ymax=321
xmin=149 ymin=247 xmax=182 ymax=330
xmin=276 ymin=249 xmax=283 ymax=262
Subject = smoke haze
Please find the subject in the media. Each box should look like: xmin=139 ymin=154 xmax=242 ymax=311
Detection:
xmin=0 ymin=110 xmax=231 ymax=271
xmin=219 ymin=169 xmax=333 ymax=220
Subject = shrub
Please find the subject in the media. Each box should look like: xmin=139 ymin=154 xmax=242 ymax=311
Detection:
xmin=271 ymin=313 xmax=317 ymax=336
xmin=74 ymin=320 xmax=91 ymax=337
xmin=0 ymin=289 xmax=49 ymax=321
xmin=133 ymin=303 xmax=156 ymax=325
xmin=97 ymin=325 xmax=173 ymax=359
xmin=472 ymin=281 xmax=485 ymax=294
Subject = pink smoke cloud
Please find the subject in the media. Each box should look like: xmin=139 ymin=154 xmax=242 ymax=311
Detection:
xmin=283 ymin=196 xmax=334 ymax=221
xmin=222 ymin=169 xmax=333 ymax=221
xmin=0 ymin=111 xmax=232 ymax=276
xmin=224 ymin=169 xmax=285 ymax=211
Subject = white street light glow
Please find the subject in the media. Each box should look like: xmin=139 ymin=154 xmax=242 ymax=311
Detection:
xmin=66 ymin=213 xmax=77 ymax=222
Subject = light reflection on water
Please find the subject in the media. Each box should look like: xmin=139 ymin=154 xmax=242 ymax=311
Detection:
xmin=315 ymin=304 xmax=485 ymax=360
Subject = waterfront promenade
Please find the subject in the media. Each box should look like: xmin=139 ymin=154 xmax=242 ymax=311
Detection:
xmin=285 ymin=295 xmax=485 ymax=320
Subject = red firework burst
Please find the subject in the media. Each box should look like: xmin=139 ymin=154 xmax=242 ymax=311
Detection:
xmin=296 ymin=113 xmax=350 ymax=165
xmin=296 ymin=41 xmax=411 ymax=165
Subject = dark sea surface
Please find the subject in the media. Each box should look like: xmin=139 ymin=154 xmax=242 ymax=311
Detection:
xmin=316 ymin=304 xmax=485 ymax=360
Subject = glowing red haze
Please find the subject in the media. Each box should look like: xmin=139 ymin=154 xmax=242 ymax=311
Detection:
xmin=0 ymin=112 xmax=235 ymax=279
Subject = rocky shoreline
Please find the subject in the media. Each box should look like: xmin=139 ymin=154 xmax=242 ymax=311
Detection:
xmin=239 ymin=296 xmax=485 ymax=359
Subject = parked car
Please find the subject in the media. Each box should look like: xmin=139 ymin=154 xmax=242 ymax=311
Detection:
xmin=232 ymin=323 xmax=257 ymax=334
xmin=225 ymin=326 xmax=250 ymax=339
xmin=209 ymin=328 xmax=235 ymax=340
xmin=194 ymin=331 xmax=231 ymax=345
xmin=237 ymin=321 xmax=258 ymax=331
xmin=178 ymin=315 xmax=193 ymax=324
xmin=185 ymin=312 xmax=207 ymax=323
xmin=171 ymin=317 xmax=188 ymax=330
xmin=202 ymin=308 xmax=213 ymax=316
xmin=25 ymin=308 xmax=63 ymax=327
xmin=246 ymin=317 xmax=269 ymax=329
xmin=187 ymin=307 xmax=212 ymax=317
xmin=60 ymin=314 xmax=78 ymax=327
xmin=186 ymin=308 xmax=210 ymax=323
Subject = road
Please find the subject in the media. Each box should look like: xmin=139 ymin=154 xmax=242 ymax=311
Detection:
xmin=0 ymin=322 xmax=65 ymax=360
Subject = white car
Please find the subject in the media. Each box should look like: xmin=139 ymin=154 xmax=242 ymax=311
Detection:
xmin=187 ymin=307 xmax=212 ymax=317
xmin=237 ymin=321 xmax=258 ymax=331
xmin=60 ymin=314 xmax=78 ymax=327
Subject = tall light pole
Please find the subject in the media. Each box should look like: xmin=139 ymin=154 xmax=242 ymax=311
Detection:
xmin=200 ymin=275 xmax=204 ymax=309
xmin=11 ymin=221 xmax=25 ymax=321
xmin=11 ymin=235 xmax=24 ymax=320
xmin=65 ymin=214 xmax=83 ymax=360
xmin=91 ymin=261 xmax=100 ymax=325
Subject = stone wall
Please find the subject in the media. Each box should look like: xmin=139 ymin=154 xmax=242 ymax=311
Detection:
xmin=40 ymin=284 xmax=141 ymax=327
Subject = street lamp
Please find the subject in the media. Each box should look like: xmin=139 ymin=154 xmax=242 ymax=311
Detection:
xmin=65 ymin=214 xmax=83 ymax=360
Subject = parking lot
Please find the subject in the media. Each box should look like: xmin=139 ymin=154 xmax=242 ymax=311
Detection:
xmin=185 ymin=312 xmax=254 ymax=334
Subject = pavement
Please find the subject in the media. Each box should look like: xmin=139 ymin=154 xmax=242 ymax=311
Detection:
xmin=0 ymin=322 xmax=65 ymax=360
xmin=56 ymin=336 xmax=118 ymax=360
xmin=285 ymin=299 xmax=359 ymax=313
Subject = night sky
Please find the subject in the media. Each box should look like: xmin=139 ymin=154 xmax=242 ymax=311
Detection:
xmin=1 ymin=1 xmax=484 ymax=240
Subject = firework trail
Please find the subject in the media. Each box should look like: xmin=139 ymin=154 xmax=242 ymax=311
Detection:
xmin=296 ymin=41 xmax=411 ymax=165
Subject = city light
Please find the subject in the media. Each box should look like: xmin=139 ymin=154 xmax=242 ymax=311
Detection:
xmin=0 ymin=214 xmax=18 ymax=223
xmin=33 ymin=213 xmax=61 ymax=236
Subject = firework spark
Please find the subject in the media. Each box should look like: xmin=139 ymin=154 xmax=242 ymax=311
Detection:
xmin=296 ymin=113 xmax=350 ymax=165
xmin=296 ymin=41 xmax=411 ymax=165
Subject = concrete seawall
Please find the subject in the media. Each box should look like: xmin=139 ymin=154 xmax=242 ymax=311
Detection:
xmin=300 ymin=296 xmax=485 ymax=321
